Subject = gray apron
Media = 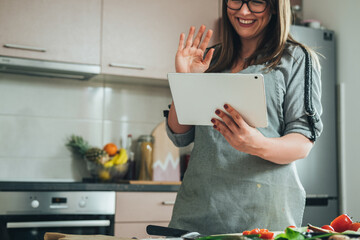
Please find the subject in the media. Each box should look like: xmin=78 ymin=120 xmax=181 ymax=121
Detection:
xmin=168 ymin=125 xmax=306 ymax=234
xmin=166 ymin=44 xmax=322 ymax=235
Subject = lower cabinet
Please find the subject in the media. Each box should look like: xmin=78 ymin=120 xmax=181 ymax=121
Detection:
xmin=115 ymin=192 xmax=177 ymax=238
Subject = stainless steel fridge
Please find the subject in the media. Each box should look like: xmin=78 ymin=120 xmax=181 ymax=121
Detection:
xmin=290 ymin=25 xmax=339 ymax=226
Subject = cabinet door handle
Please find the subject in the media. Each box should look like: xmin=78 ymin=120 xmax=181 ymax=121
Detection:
xmin=109 ymin=63 xmax=145 ymax=70
xmin=7 ymin=220 xmax=110 ymax=229
xmin=162 ymin=201 xmax=175 ymax=205
xmin=3 ymin=43 xmax=47 ymax=52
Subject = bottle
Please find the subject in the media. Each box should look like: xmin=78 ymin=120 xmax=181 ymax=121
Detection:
xmin=291 ymin=5 xmax=302 ymax=25
xmin=126 ymin=134 xmax=133 ymax=152
xmin=135 ymin=135 xmax=154 ymax=181
xmin=127 ymin=152 xmax=135 ymax=180
xmin=125 ymin=134 xmax=136 ymax=180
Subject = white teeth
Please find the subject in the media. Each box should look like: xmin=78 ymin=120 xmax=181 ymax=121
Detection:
xmin=238 ymin=18 xmax=255 ymax=24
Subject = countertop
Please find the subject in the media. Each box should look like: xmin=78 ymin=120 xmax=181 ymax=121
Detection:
xmin=0 ymin=180 xmax=181 ymax=192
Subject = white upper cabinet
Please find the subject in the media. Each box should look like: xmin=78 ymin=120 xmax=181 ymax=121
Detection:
xmin=101 ymin=0 xmax=221 ymax=80
xmin=0 ymin=0 xmax=101 ymax=65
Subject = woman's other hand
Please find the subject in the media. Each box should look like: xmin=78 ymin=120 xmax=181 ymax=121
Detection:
xmin=175 ymin=25 xmax=214 ymax=73
xmin=211 ymin=104 xmax=313 ymax=164
xmin=211 ymin=104 xmax=265 ymax=157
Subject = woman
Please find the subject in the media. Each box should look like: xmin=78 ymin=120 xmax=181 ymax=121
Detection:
xmin=166 ymin=0 xmax=323 ymax=234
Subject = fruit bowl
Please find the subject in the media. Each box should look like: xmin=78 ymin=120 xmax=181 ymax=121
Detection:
xmin=66 ymin=135 xmax=130 ymax=182
xmin=85 ymin=158 xmax=129 ymax=181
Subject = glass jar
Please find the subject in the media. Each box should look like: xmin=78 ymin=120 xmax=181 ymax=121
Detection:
xmin=291 ymin=5 xmax=303 ymax=25
xmin=135 ymin=135 xmax=154 ymax=180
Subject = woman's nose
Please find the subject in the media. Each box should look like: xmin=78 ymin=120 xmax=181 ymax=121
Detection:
xmin=238 ymin=3 xmax=252 ymax=15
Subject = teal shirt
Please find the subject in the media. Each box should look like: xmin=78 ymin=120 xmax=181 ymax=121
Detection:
xmin=166 ymin=44 xmax=323 ymax=235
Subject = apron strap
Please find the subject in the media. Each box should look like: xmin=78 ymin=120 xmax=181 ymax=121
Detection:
xmin=300 ymin=46 xmax=319 ymax=142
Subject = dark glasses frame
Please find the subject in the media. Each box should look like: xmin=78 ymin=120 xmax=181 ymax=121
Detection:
xmin=225 ymin=0 xmax=268 ymax=13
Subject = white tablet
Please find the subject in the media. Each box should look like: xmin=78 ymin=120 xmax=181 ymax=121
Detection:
xmin=168 ymin=73 xmax=268 ymax=128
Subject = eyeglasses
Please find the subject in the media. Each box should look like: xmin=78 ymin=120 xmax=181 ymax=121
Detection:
xmin=225 ymin=0 xmax=268 ymax=13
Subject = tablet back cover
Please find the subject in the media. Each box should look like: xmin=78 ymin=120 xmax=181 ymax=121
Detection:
xmin=168 ymin=73 xmax=268 ymax=128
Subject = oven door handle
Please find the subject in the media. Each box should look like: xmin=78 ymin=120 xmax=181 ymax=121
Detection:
xmin=6 ymin=220 xmax=111 ymax=228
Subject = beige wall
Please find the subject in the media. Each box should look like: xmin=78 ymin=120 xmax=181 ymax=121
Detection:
xmin=0 ymin=74 xmax=172 ymax=181
xmin=303 ymin=0 xmax=360 ymax=219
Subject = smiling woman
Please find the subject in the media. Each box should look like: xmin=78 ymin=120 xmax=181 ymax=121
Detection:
xmin=166 ymin=0 xmax=323 ymax=235
xmin=225 ymin=0 xmax=272 ymax=63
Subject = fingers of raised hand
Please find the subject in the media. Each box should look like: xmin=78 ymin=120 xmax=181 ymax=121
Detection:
xmin=178 ymin=33 xmax=185 ymax=51
xmin=185 ymin=26 xmax=196 ymax=48
xmin=192 ymin=25 xmax=206 ymax=48
xmin=204 ymin=48 xmax=214 ymax=66
xmin=199 ymin=29 xmax=213 ymax=52
xmin=182 ymin=25 xmax=212 ymax=51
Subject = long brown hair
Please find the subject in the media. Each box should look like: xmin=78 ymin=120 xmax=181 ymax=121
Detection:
xmin=206 ymin=0 xmax=319 ymax=73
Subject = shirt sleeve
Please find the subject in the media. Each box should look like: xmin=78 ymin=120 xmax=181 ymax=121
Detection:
xmin=165 ymin=118 xmax=195 ymax=147
xmin=283 ymin=46 xmax=323 ymax=140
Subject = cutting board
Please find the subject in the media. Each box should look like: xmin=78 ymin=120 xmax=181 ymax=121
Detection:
xmin=44 ymin=232 xmax=131 ymax=240
xmin=151 ymin=121 xmax=180 ymax=181
xmin=129 ymin=180 xmax=181 ymax=185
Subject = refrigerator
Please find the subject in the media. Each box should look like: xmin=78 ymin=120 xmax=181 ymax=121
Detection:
xmin=290 ymin=25 xmax=339 ymax=226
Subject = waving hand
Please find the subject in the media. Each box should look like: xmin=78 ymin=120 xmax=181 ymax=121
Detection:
xmin=175 ymin=25 xmax=214 ymax=73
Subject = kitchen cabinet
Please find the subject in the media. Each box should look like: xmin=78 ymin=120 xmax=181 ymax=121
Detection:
xmin=0 ymin=0 xmax=101 ymax=65
xmin=114 ymin=192 xmax=177 ymax=238
xmin=101 ymin=0 xmax=221 ymax=81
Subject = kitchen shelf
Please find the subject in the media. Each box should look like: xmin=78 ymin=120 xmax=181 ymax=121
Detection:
xmin=0 ymin=181 xmax=180 ymax=192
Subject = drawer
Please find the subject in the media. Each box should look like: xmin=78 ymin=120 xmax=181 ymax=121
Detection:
xmin=114 ymin=221 xmax=169 ymax=239
xmin=115 ymin=192 xmax=177 ymax=222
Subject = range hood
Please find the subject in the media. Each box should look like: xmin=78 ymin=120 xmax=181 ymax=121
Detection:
xmin=0 ymin=56 xmax=100 ymax=80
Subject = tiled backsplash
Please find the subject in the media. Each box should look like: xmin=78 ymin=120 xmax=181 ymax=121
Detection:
xmin=0 ymin=73 xmax=173 ymax=181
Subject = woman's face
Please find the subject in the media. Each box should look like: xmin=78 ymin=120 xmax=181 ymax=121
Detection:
xmin=227 ymin=1 xmax=273 ymax=44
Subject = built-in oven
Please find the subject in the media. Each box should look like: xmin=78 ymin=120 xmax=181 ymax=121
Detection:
xmin=0 ymin=191 xmax=115 ymax=240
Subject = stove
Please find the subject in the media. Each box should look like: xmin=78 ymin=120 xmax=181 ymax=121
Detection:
xmin=0 ymin=191 xmax=115 ymax=240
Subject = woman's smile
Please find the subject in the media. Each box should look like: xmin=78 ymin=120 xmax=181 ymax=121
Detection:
xmin=227 ymin=4 xmax=271 ymax=43
xmin=237 ymin=17 xmax=257 ymax=27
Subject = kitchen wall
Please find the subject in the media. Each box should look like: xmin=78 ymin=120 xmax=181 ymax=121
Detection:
xmin=303 ymin=0 xmax=360 ymax=219
xmin=0 ymin=73 xmax=173 ymax=181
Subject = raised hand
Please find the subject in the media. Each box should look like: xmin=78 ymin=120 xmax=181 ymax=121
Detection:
xmin=175 ymin=25 xmax=214 ymax=73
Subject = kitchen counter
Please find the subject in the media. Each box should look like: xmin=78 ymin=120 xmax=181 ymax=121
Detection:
xmin=0 ymin=181 xmax=181 ymax=192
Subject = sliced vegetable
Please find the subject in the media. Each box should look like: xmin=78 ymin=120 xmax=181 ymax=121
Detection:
xmin=330 ymin=214 xmax=353 ymax=232
xmin=243 ymin=231 xmax=251 ymax=235
xmin=308 ymin=224 xmax=333 ymax=233
xmin=348 ymin=222 xmax=360 ymax=231
xmin=321 ymin=225 xmax=335 ymax=231
xmin=250 ymin=228 xmax=261 ymax=235
xmin=260 ymin=232 xmax=275 ymax=239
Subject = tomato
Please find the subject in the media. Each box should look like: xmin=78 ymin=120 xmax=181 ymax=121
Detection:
xmin=330 ymin=214 xmax=353 ymax=232
xmin=243 ymin=228 xmax=273 ymax=239
xmin=348 ymin=222 xmax=360 ymax=231
xmin=285 ymin=226 xmax=296 ymax=231
xmin=321 ymin=225 xmax=335 ymax=231
xmin=250 ymin=228 xmax=261 ymax=235
xmin=260 ymin=232 xmax=275 ymax=239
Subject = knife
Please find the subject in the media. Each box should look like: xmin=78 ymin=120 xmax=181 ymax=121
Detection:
xmin=146 ymin=225 xmax=203 ymax=239
xmin=146 ymin=225 xmax=246 ymax=240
